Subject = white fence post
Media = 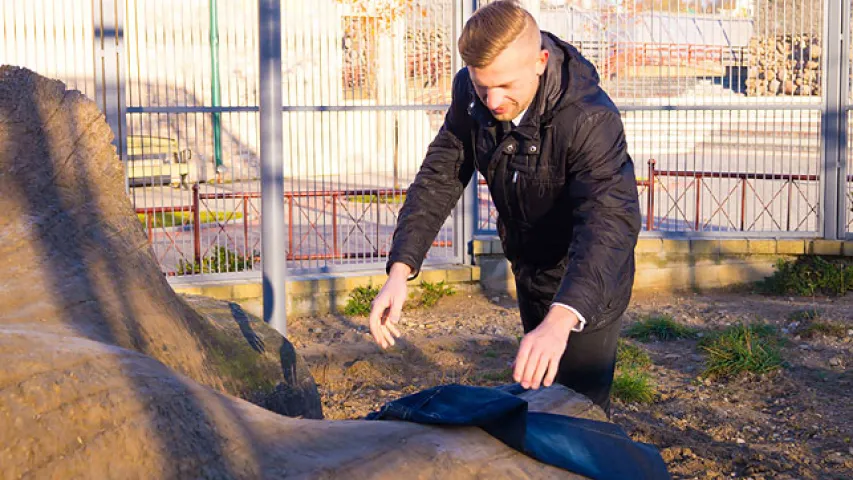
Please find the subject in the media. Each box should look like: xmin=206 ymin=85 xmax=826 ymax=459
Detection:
xmin=93 ymin=0 xmax=128 ymax=191
xmin=821 ymin=0 xmax=850 ymax=239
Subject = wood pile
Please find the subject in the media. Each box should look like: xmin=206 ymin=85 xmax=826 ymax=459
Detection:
xmin=746 ymin=35 xmax=822 ymax=97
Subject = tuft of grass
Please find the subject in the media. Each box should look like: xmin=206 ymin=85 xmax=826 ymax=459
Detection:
xmin=177 ymin=246 xmax=256 ymax=274
xmin=700 ymin=323 xmax=783 ymax=380
xmin=343 ymin=285 xmax=380 ymax=317
xmin=478 ymin=367 xmax=513 ymax=384
xmin=625 ymin=314 xmax=697 ymax=342
xmin=760 ymin=256 xmax=853 ymax=297
xmin=418 ymin=280 xmax=456 ymax=308
xmin=616 ymin=339 xmax=652 ymax=370
xmin=138 ymin=210 xmax=242 ymax=228
xmin=346 ymin=193 xmax=406 ymax=204
xmin=788 ymin=308 xmax=823 ymax=323
xmin=612 ymin=370 xmax=656 ymax=404
xmin=612 ymin=339 xmax=656 ymax=404
xmin=797 ymin=321 xmax=848 ymax=339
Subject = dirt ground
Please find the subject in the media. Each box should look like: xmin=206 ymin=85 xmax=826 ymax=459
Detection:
xmin=285 ymin=287 xmax=853 ymax=480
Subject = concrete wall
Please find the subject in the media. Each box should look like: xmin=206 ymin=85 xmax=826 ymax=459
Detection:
xmin=173 ymin=237 xmax=853 ymax=319
xmin=476 ymin=237 xmax=853 ymax=298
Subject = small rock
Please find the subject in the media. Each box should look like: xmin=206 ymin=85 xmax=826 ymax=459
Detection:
xmin=491 ymin=297 xmax=500 ymax=303
xmin=665 ymin=353 xmax=681 ymax=360
xmin=736 ymin=438 xmax=746 ymax=444
xmin=847 ymin=329 xmax=853 ymax=337
xmin=799 ymin=344 xmax=810 ymax=350
xmin=829 ymin=357 xmax=842 ymax=367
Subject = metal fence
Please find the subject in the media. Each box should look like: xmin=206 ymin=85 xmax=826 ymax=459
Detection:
xmin=120 ymin=0 xmax=463 ymax=278
xmin=1 ymin=0 xmax=851 ymax=283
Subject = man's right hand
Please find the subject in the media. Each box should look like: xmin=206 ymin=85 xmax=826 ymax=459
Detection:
xmin=368 ymin=262 xmax=412 ymax=349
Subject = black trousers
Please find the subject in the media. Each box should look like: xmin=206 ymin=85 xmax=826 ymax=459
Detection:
xmin=516 ymin=284 xmax=622 ymax=418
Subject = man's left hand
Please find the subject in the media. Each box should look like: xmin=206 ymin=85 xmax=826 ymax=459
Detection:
xmin=513 ymin=307 xmax=578 ymax=389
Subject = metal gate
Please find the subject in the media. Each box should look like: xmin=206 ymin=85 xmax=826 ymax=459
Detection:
xmin=3 ymin=0 xmax=851 ymax=282
xmin=121 ymin=0 xmax=463 ymax=279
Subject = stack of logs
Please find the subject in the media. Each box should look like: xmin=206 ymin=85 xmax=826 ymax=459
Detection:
xmin=746 ymin=35 xmax=822 ymax=96
xmin=406 ymin=27 xmax=452 ymax=87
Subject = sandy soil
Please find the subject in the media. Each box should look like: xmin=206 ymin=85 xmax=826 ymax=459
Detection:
xmin=286 ymin=288 xmax=853 ymax=480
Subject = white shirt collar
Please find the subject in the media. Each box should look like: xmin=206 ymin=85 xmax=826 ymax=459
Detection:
xmin=512 ymin=109 xmax=527 ymax=126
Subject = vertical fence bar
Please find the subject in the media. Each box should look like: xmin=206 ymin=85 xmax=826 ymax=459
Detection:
xmin=841 ymin=0 xmax=852 ymax=237
xmin=243 ymin=197 xmax=249 ymax=259
xmin=647 ymin=159 xmax=655 ymax=231
xmin=259 ymin=0 xmax=286 ymax=335
xmin=822 ymin=0 xmax=848 ymax=240
xmin=93 ymin=0 xmax=127 ymax=190
xmin=454 ymin=0 xmax=477 ymax=263
xmin=193 ymin=183 xmax=201 ymax=265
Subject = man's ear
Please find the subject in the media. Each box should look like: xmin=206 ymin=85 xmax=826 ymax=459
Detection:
xmin=536 ymin=49 xmax=549 ymax=75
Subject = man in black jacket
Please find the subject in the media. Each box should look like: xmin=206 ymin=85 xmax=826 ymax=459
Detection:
xmin=368 ymin=0 xmax=641 ymax=416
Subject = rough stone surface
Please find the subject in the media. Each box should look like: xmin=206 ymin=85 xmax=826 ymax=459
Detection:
xmin=0 ymin=64 xmax=321 ymax=419
xmin=0 ymin=66 xmax=603 ymax=478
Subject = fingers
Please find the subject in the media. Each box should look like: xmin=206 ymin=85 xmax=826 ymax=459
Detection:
xmin=386 ymin=321 xmax=401 ymax=339
xmin=369 ymin=293 xmax=391 ymax=348
xmin=387 ymin=293 xmax=405 ymax=338
xmin=542 ymin=356 xmax=560 ymax=388
xmin=514 ymin=334 xmax=566 ymax=389
xmin=513 ymin=338 xmax=532 ymax=384
xmin=379 ymin=310 xmax=397 ymax=347
xmin=368 ymin=285 xmax=407 ymax=350
xmin=521 ymin=346 xmax=543 ymax=389
xmin=530 ymin=351 xmax=551 ymax=390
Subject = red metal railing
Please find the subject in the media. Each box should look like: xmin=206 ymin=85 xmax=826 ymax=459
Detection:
xmin=139 ymin=167 xmax=851 ymax=274
xmin=137 ymin=185 xmax=453 ymax=273
xmin=645 ymin=159 xmax=824 ymax=232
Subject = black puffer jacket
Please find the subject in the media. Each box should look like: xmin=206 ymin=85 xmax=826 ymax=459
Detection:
xmin=387 ymin=32 xmax=642 ymax=331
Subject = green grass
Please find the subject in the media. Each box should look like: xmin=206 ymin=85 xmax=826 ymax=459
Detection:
xmin=418 ymin=280 xmax=456 ymax=308
xmin=616 ymin=339 xmax=653 ymax=370
xmin=340 ymin=280 xmax=457 ymax=317
xmin=478 ymin=367 xmax=513 ymax=383
xmin=346 ymin=193 xmax=407 ymax=204
xmin=612 ymin=369 xmax=656 ymax=404
xmin=625 ymin=314 xmax=697 ymax=342
xmin=612 ymin=339 xmax=657 ymax=404
xmin=138 ymin=211 xmax=243 ymax=228
xmin=760 ymin=256 xmax=853 ymax=297
xmin=177 ymin=246 xmax=256 ymax=275
xmin=343 ymin=285 xmax=380 ymax=317
xmin=788 ymin=308 xmax=823 ymax=323
xmin=787 ymin=308 xmax=847 ymax=339
xmin=797 ymin=321 xmax=848 ymax=339
xmin=700 ymin=323 xmax=783 ymax=380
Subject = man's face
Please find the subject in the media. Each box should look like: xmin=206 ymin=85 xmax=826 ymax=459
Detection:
xmin=468 ymin=31 xmax=549 ymax=122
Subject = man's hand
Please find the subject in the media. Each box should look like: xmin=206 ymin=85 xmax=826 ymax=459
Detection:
xmin=368 ymin=263 xmax=411 ymax=349
xmin=513 ymin=306 xmax=578 ymax=389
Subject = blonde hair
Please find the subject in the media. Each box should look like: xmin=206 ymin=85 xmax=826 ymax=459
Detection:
xmin=458 ymin=1 xmax=537 ymax=68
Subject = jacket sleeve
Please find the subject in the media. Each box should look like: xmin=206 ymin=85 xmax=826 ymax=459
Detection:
xmin=386 ymin=71 xmax=475 ymax=278
xmin=551 ymin=109 xmax=642 ymax=327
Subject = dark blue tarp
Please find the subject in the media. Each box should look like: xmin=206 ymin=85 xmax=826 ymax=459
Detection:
xmin=366 ymin=383 xmax=670 ymax=480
